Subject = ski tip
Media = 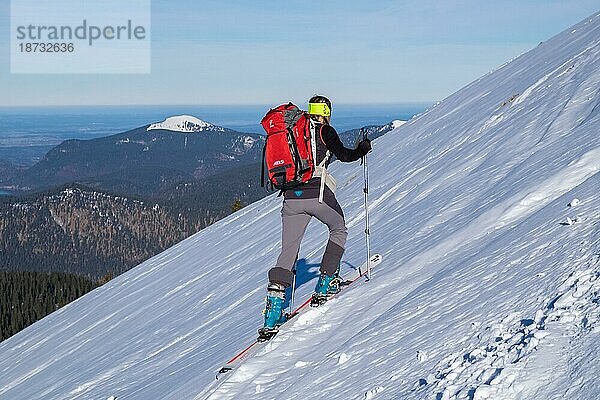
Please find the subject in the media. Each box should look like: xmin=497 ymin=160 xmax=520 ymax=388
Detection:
xmin=216 ymin=367 xmax=232 ymax=379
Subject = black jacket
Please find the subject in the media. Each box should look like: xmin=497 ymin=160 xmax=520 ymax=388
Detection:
xmin=314 ymin=123 xmax=363 ymax=166
xmin=283 ymin=122 xmax=362 ymax=203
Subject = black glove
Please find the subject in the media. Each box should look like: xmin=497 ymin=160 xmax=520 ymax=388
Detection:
xmin=357 ymin=139 xmax=372 ymax=157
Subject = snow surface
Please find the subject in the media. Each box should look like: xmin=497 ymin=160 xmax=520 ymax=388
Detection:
xmin=1 ymin=12 xmax=600 ymax=400
xmin=147 ymin=115 xmax=225 ymax=132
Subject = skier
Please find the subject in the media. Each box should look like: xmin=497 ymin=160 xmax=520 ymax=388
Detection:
xmin=262 ymin=95 xmax=372 ymax=333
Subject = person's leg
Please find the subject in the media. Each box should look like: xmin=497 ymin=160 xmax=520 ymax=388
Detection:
xmin=268 ymin=199 xmax=311 ymax=288
xmin=306 ymin=194 xmax=347 ymax=276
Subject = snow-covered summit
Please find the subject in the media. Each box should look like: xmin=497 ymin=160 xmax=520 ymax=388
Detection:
xmin=146 ymin=115 xmax=225 ymax=133
xmin=1 ymin=12 xmax=600 ymax=400
xmin=390 ymin=119 xmax=406 ymax=129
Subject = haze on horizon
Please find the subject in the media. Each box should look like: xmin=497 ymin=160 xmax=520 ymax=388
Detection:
xmin=0 ymin=1 xmax=598 ymax=107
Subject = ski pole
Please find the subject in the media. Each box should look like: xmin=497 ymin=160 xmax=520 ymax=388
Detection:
xmin=362 ymin=130 xmax=372 ymax=281
xmin=290 ymin=269 xmax=296 ymax=312
xmin=289 ymin=256 xmax=298 ymax=313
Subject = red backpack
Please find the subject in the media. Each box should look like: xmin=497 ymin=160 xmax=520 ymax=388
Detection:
xmin=261 ymin=103 xmax=316 ymax=190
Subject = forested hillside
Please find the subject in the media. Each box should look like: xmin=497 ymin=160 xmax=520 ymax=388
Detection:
xmin=0 ymin=186 xmax=236 ymax=278
xmin=0 ymin=271 xmax=98 ymax=341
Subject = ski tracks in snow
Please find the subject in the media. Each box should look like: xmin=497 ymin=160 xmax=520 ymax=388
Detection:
xmin=421 ymin=251 xmax=600 ymax=400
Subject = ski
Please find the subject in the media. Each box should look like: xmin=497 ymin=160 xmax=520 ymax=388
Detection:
xmin=215 ymin=253 xmax=382 ymax=379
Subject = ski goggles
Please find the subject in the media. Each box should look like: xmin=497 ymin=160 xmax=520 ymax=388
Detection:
xmin=308 ymin=102 xmax=331 ymax=117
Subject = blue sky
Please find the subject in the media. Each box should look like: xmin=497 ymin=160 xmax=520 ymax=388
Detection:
xmin=0 ymin=1 xmax=598 ymax=106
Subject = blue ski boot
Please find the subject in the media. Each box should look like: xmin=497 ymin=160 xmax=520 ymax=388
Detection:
xmin=311 ymin=273 xmax=341 ymax=307
xmin=258 ymin=283 xmax=287 ymax=341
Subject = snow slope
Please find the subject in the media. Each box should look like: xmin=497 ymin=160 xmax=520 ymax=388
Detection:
xmin=2 ymin=12 xmax=600 ymax=400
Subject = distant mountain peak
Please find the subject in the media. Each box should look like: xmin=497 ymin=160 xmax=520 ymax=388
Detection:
xmin=146 ymin=115 xmax=225 ymax=133
xmin=390 ymin=120 xmax=406 ymax=129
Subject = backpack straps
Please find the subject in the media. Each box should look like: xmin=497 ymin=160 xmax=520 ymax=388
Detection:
xmin=311 ymin=123 xmax=333 ymax=203
xmin=315 ymin=151 xmax=332 ymax=203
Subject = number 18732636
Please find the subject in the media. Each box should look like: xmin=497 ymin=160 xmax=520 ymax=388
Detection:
xmin=19 ymin=42 xmax=74 ymax=52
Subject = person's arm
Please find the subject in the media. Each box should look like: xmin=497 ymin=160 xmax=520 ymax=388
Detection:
xmin=320 ymin=125 xmax=370 ymax=162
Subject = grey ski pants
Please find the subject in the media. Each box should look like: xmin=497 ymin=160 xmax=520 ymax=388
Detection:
xmin=268 ymin=197 xmax=348 ymax=287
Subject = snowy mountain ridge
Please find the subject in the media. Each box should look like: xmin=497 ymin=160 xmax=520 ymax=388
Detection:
xmin=390 ymin=119 xmax=406 ymax=129
xmin=1 ymin=12 xmax=600 ymax=400
xmin=147 ymin=115 xmax=226 ymax=133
